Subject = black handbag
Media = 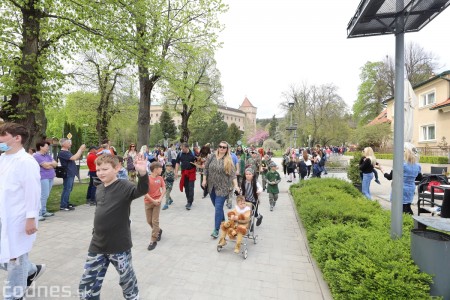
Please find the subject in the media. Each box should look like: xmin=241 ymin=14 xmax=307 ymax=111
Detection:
xmin=55 ymin=166 xmax=67 ymax=178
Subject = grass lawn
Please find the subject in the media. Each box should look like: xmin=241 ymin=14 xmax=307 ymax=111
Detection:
xmin=47 ymin=178 xmax=89 ymax=212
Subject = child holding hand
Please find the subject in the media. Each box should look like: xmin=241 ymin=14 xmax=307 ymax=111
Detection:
xmin=144 ymin=162 xmax=166 ymax=251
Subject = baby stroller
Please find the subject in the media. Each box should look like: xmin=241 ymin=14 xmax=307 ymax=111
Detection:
xmin=217 ymin=201 xmax=259 ymax=259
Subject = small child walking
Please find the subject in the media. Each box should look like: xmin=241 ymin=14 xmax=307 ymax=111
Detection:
xmin=117 ymin=156 xmax=129 ymax=180
xmin=162 ymin=162 xmax=175 ymax=210
xmin=265 ymin=162 xmax=281 ymax=211
xmin=78 ymin=154 xmax=148 ymax=300
xmin=144 ymin=161 xmax=166 ymax=251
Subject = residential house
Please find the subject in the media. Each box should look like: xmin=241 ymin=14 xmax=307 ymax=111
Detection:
xmin=383 ymin=70 xmax=450 ymax=147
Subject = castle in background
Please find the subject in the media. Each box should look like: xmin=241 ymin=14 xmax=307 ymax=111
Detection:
xmin=149 ymin=97 xmax=257 ymax=132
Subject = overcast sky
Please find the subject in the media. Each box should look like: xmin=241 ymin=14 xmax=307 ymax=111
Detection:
xmin=215 ymin=0 xmax=450 ymax=119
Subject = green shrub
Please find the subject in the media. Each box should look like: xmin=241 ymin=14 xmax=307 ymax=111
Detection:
xmin=347 ymin=152 xmax=362 ymax=185
xmin=290 ymin=178 xmax=433 ymax=299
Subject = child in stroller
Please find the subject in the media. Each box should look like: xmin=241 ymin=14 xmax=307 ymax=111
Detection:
xmin=218 ymin=196 xmax=251 ymax=253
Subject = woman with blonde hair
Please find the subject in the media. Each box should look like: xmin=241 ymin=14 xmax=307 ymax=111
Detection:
xmin=379 ymin=143 xmax=422 ymax=214
xmin=202 ymin=141 xmax=240 ymax=238
xmin=359 ymin=147 xmax=377 ymax=199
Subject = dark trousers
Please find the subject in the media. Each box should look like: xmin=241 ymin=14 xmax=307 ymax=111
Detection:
xmin=184 ymin=178 xmax=195 ymax=204
xmin=86 ymin=171 xmax=97 ymax=203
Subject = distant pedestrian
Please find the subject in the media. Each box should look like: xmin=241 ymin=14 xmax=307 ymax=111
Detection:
xmin=0 ymin=123 xmax=46 ymax=300
xmin=175 ymin=142 xmax=197 ymax=210
xmin=124 ymin=143 xmax=138 ymax=182
xmin=58 ymin=138 xmax=86 ymax=211
xmin=359 ymin=147 xmax=376 ymax=200
xmin=86 ymin=146 xmax=98 ymax=205
xmin=78 ymin=154 xmax=148 ymax=299
xmin=33 ymin=140 xmax=57 ymax=220
xmin=265 ymin=161 xmax=281 ymax=211
xmin=162 ymin=162 xmax=175 ymax=210
xmin=144 ymin=162 xmax=166 ymax=251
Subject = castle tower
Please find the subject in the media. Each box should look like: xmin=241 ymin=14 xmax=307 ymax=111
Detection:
xmin=238 ymin=97 xmax=257 ymax=133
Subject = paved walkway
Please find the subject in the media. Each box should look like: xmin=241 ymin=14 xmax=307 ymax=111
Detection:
xmin=1 ymin=158 xmax=333 ymax=300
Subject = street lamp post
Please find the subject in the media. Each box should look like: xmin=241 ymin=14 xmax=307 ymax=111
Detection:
xmin=286 ymin=100 xmax=296 ymax=148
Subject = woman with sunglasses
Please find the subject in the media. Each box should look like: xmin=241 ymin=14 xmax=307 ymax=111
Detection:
xmin=124 ymin=144 xmax=138 ymax=182
xmin=202 ymin=141 xmax=240 ymax=238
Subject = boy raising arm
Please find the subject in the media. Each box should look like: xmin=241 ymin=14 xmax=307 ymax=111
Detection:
xmin=78 ymin=154 xmax=148 ymax=300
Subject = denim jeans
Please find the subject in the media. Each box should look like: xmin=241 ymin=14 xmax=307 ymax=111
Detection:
xmin=60 ymin=176 xmax=75 ymax=208
xmin=40 ymin=178 xmax=54 ymax=216
xmin=86 ymin=171 xmax=97 ymax=202
xmin=362 ymin=172 xmax=374 ymax=199
xmin=210 ymin=188 xmax=227 ymax=231
xmin=0 ymin=223 xmax=37 ymax=300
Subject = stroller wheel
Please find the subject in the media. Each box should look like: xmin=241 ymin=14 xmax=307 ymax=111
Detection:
xmin=243 ymin=248 xmax=248 ymax=259
xmin=217 ymin=245 xmax=222 ymax=252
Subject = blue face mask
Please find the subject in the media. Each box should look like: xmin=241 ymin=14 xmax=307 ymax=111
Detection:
xmin=0 ymin=137 xmax=13 ymax=152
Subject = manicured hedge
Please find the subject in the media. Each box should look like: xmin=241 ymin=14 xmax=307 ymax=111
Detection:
xmin=290 ymin=179 xmax=433 ymax=300
xmin=346 ymin=152 xmax=448 ymax=164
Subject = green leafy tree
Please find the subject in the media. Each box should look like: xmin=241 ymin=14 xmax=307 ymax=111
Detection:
xmin=149 ymin=123 xmax=164 ymax=147
xmin=164 ymin=45 xmax=223 ymax=143
xmin=191 ymin=112 xmax=227 ymax=146
xmin=268 ymin=115 xmax=278 ymax=138
xmin=352 ymin=61 xmax=390 ymax=126
xmin=159 ymin=110 xmax=177 ymax=139
xmin=226 ymin=123 xmax=243 ymax=146
xmin=352 ymin=123 xmax=392 ymax=149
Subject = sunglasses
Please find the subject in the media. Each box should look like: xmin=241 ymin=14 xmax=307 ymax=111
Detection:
xmin=218 ymin=145 xmax=228 ymax=149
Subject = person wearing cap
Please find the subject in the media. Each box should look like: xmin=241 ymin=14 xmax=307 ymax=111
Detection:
xmin=378 ymin=142 xmax=422 ymax=215
xmin=246 ymin=150 xmax=261 ymax=181
xmin=265 ymin=161 xmax=281 ymax=211
xmin=162 ymin=162 xmax=175 ymax=210
xmin=86 ymin=145 xmax=98 ymax=205
xmin=260 ymin=154 xmax=272 ymax=191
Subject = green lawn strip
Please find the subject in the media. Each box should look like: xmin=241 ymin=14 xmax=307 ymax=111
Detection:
xmin=47 ymin=179 xmax=89 ymax=212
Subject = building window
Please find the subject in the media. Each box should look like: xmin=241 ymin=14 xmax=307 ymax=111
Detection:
xmin=420 ymin=91 xmax=435 ymax=107
xmin=421 ymin=124 xmax=435 ymax=141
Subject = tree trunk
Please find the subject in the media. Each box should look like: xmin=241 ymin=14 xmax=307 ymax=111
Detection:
xmin=16 ymin=1 xmax=46 ymax=150
xmin=180 ymin=104 xmax=190 ymax=143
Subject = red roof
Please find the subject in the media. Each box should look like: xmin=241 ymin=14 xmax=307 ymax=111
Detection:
xmin=240 ymin=97 xmax=255 ymax=108
xmin=368 ymin=109 xmax=391 ymax=126
xmin=430 ymin=98 xmax=450 ymax=110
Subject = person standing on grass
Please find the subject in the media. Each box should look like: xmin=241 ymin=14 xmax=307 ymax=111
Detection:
xmin=33 ymin=140 xmax=57 ymax=221
xmin=78 ymin=154 xmax=148 ymax=299
xmin=58 ymin=138 xmax=86 ymax=211
xmin=86 ymin=146 xmax=98 ymax=206
xmin=0 ymin=122 xmax=46 ymax=300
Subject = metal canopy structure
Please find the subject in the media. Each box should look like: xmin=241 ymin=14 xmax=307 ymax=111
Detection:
xmin=347 ymin=0 xmax=450 ymax=38
xmin=347 ymin=0 xmax=450 ymax=239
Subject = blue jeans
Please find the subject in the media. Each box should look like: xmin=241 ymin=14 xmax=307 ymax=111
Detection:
xmin=362 ymin=172 xmax=374 ymax=199
xmin=86 ymin=171 xmax=97 ymax=202
xmin=0 ymin=223 xmax=37 ymax=300
xmin=60 ymin=176 xmax=75 ymax=208
xmin=40 ymin=178 xmax=54 ymax=216
xmin=210 ymin=188 xmax=227 ymax=231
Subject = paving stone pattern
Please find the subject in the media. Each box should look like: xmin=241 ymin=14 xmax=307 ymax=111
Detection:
xmin=0 ymin=158 xmax=332 ymax=300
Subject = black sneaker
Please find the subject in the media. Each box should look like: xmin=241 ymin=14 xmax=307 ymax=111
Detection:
xmin=256 ymin=215 xmax=263 ymax=226
xmin=60 ymin=207 xmax=75 ymax=211
xmin=27 ymin=264 xmax=46 ymax=287
xmin=147 ymin=242 xmax=157 ymax=251
xmin=157 ymin=229 xmax=163 ymax=241
xmin=186 ymin=203 xmax=192 ymax=210
xmin=68 ymin=203 xmax=75 ymax=208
